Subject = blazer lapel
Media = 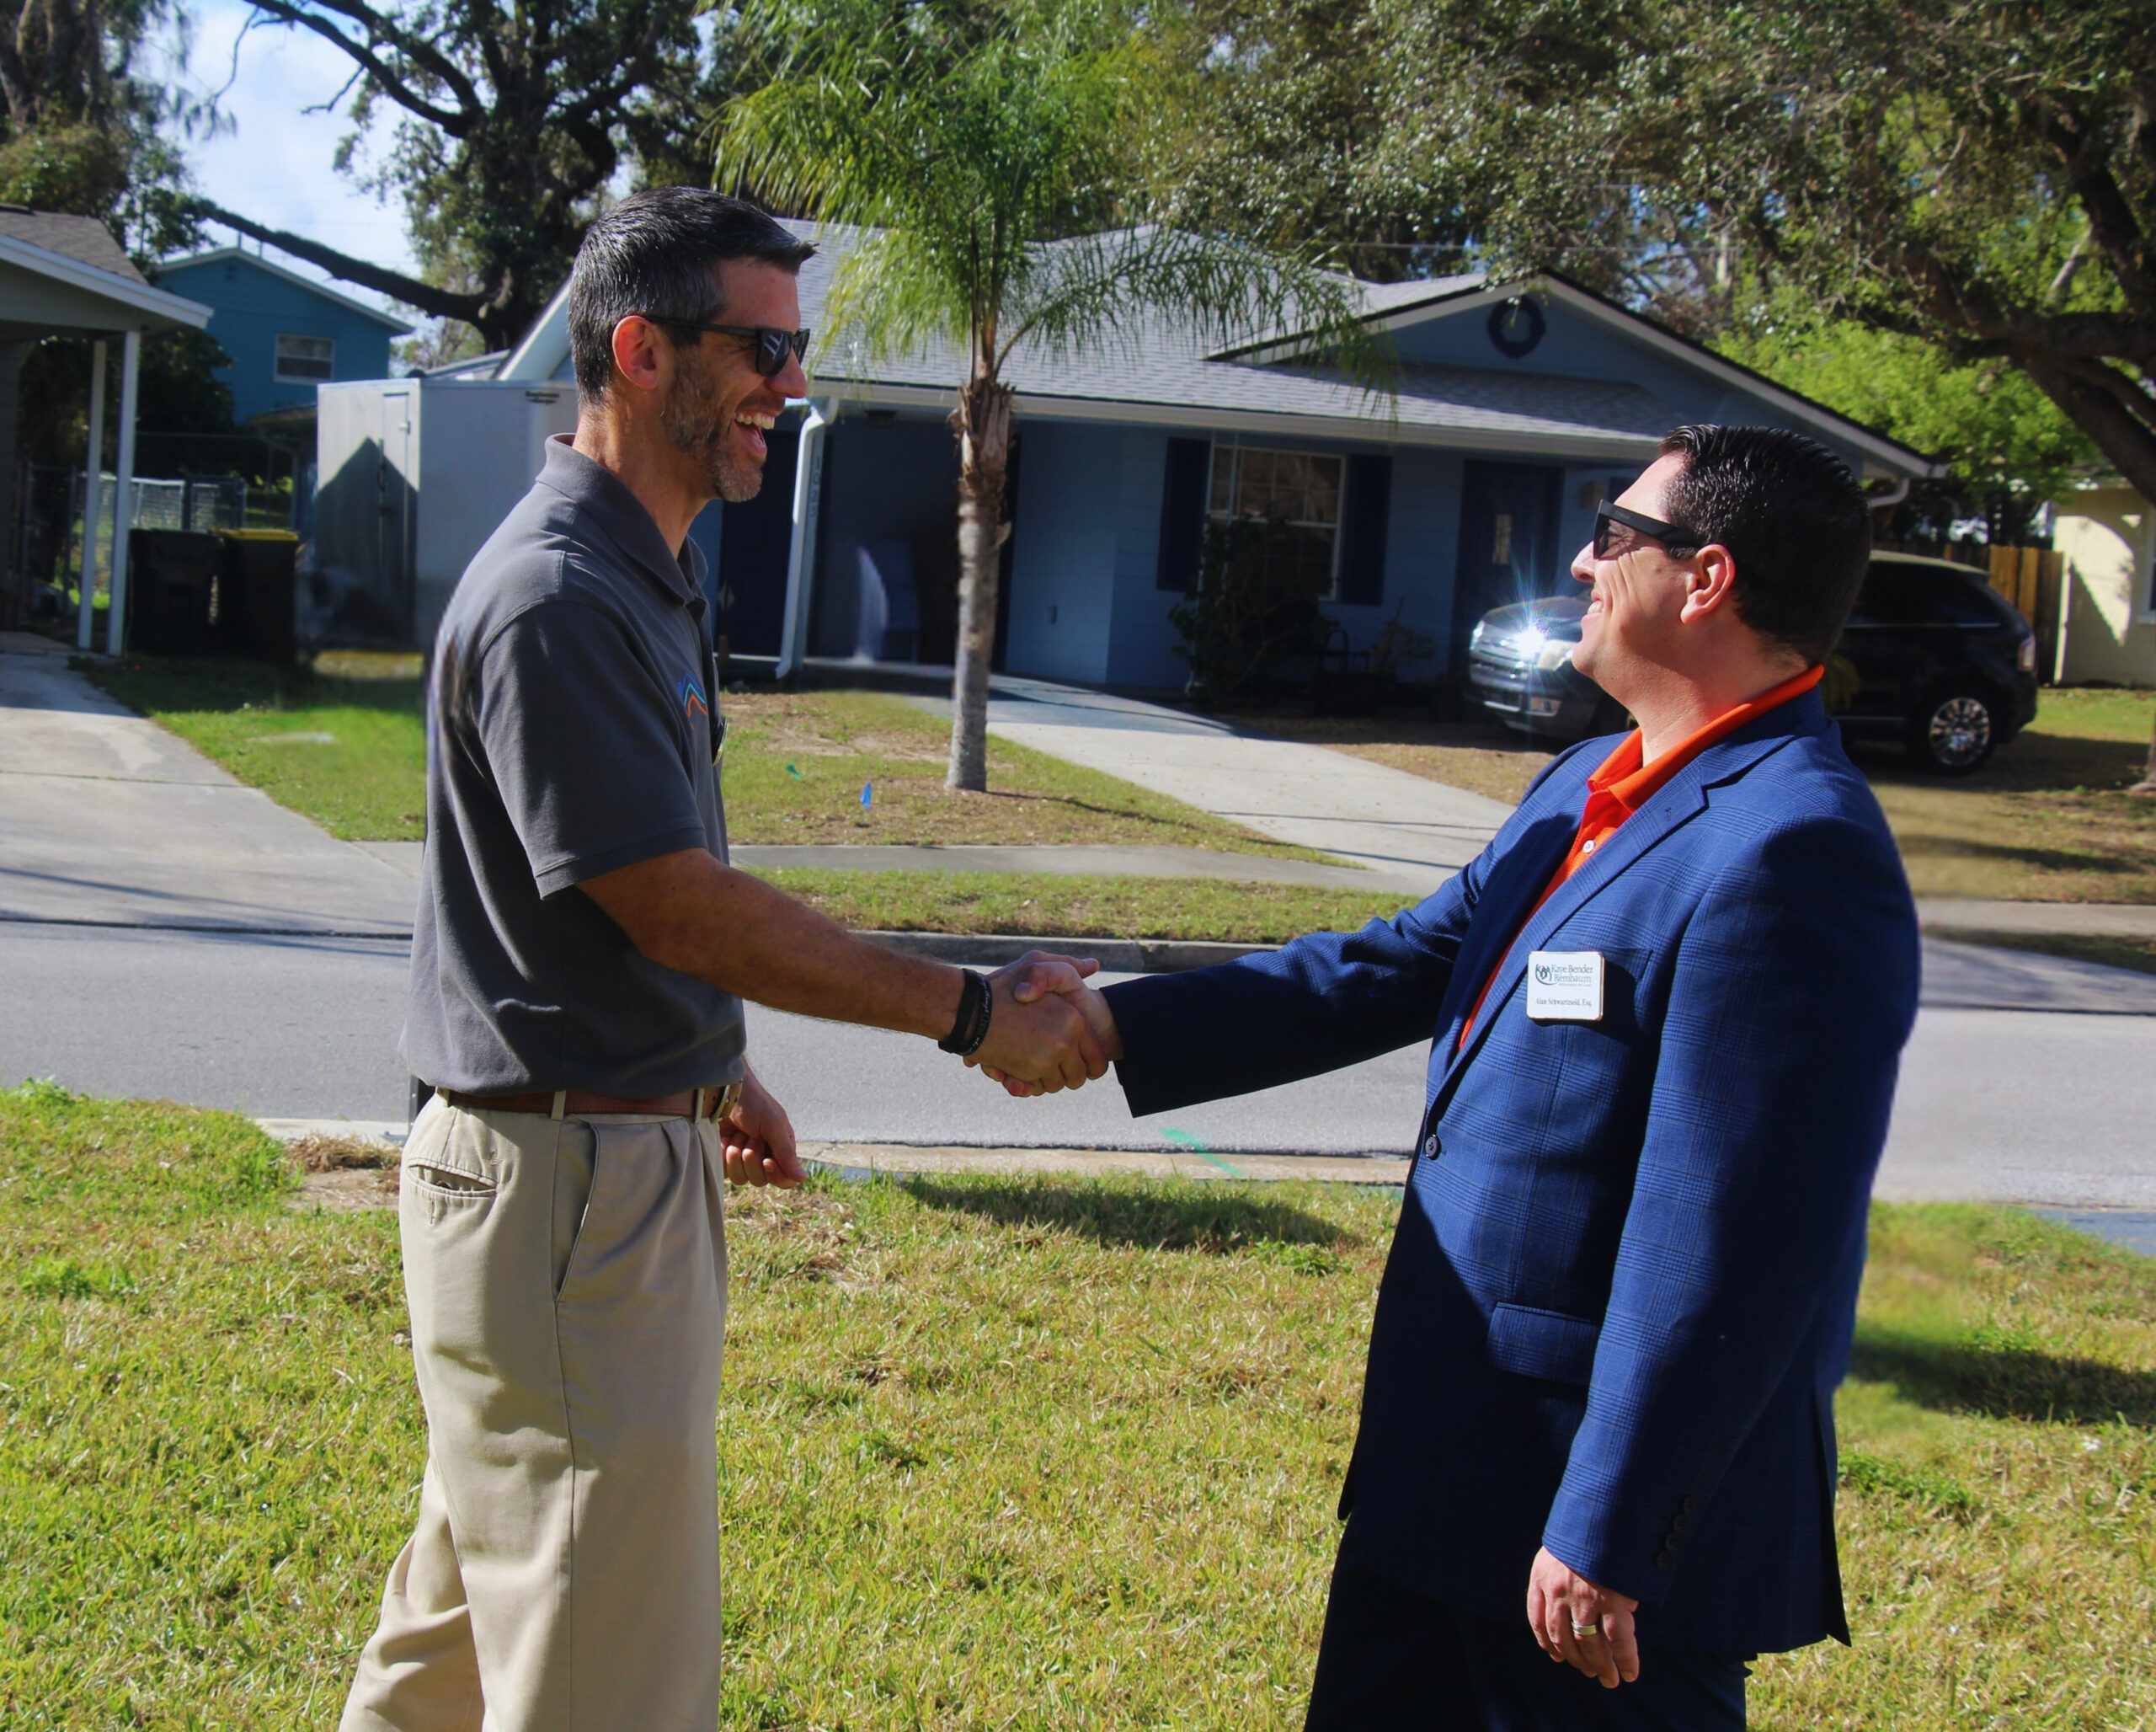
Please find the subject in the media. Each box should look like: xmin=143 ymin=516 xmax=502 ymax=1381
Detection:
xmin=1433 ymin=713 xmax=1809 ymax=1095
xmin=1430 ymin=807 xmax=1577 ymax=1051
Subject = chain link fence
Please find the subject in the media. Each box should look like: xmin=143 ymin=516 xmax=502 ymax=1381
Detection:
xmin=13 ymin=465 xmax=248 ymax=612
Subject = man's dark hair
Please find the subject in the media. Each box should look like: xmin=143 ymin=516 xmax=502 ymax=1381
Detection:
xmin=568 ymin=188 xmax=814 ymax=400
xmin=1656 ymin=425 xmax=1873 ymax=665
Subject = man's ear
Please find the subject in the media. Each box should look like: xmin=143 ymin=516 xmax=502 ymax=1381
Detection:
xmin=608 ymin=315 xmax=673 ymax=400
xmin=1679 ymin=543 xmax=1740 ymax=624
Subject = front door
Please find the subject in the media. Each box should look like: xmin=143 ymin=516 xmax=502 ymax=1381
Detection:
xmin=1450 ymin=462 xmax=1562 ymax=676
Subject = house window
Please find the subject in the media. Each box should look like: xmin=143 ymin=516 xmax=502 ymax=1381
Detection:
xmin=1208 ymin=445 xmax=1342 ymax=596
xmin=275 ymin=334 xmax=336 ymax=382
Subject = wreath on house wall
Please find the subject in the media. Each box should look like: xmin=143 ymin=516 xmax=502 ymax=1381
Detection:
xmin=1487 ymin=297 xmax=1547 ymax=359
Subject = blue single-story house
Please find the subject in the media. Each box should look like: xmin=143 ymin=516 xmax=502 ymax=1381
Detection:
xmin=153 ymin=247 xmax=411 ymax=425
xmin=466 ymin=222 xmax=1941 ymax=691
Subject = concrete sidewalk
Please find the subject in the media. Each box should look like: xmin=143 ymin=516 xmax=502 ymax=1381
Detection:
xmin=0 ymin=646 xmax=415 ymax=935
xmin=1917 ymin=898 xmax=2156 ymax=938
xmin=911 ymin=677 xmax=1514 ymax=894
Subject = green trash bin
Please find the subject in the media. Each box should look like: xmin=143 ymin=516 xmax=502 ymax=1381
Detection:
xmin=126 ymin=529 xmax=222 ymax=655
xmin=216 ymin=530 xmax=299 ymax=661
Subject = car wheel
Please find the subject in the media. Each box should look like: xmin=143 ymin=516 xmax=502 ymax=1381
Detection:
xmin=1906 ymin=685 xmax=2000 ymax=776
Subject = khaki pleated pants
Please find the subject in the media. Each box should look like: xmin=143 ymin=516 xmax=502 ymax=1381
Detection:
xmin=340 ymin=1095 xmax=728 ymax=1732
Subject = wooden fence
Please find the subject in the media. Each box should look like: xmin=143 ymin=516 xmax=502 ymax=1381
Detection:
xmin=1986 ymin=546 xmax=2065 ymax=682
xmin=1875 ymin=539 xmax=2065 ymax=682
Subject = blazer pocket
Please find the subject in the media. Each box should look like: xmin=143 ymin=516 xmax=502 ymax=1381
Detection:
xmin=1487 ymin=1302 xmax=1601 ymax=1386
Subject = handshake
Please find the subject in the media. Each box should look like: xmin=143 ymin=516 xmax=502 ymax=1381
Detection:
xmin=965 ymin=951 xmax=1125 ymax=1097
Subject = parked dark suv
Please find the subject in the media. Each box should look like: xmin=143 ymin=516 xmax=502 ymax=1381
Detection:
xmin=1465 ymin=552 xmax=2039 ymax=774
xmin=1832 ymin=553 xmax=2039 ymax=774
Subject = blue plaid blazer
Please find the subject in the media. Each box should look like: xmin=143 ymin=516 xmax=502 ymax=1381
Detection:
xmin=1102 ymin=689 xmax=1919 ymax=1655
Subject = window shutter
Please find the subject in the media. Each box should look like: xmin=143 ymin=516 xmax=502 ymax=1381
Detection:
xmin=1155 ymin=437 xmax=1210 ymax=591
xmin=1336 ymin=452 xmax=1392 ymax=606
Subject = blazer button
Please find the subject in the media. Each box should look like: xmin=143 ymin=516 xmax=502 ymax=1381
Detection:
xmin=1655 ymin=1548 xmax=1677 ymax=1569
xmin=1423 ymin=1134 xmax=1443 ymax=1158
xmin=1672 ymin=1510 xmax=1692 ymax=1533
xmin=1682 ymin=1494 xmax=1703 ymax=1515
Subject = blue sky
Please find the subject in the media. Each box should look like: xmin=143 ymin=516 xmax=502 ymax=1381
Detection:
xmin=158 ymin=0 xmax=418 ymax=310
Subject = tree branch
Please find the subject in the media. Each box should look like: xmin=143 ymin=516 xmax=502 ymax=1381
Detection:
xmin=243 ymin=0 xmax=479 ymax=132
xmin=2030 ymin=96 xmax=2156 ymax=309
xmin=2020 ymin=355 xmax=2156 ymax=501
xmin=182 ymin=198 xmax=499 ymax=336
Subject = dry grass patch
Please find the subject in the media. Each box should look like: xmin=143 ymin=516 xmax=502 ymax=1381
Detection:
xmin=1857 ymin=690 xmax=2156 ymax=901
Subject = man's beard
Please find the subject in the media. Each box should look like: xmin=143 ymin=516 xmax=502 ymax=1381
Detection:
xmin=662 ymin=360 xmax=764 ymax=504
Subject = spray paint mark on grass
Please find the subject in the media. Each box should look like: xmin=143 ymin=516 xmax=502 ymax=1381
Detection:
xmin=1161 ymin=1126 xmax=1245 ymax=1179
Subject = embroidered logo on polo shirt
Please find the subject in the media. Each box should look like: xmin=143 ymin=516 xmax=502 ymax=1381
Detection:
xmin=678 ymin=673 xmax=710 ymax=724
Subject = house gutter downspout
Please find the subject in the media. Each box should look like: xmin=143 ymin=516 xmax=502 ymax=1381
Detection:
xmin=775 ymin=398 xmax=833 ymax=682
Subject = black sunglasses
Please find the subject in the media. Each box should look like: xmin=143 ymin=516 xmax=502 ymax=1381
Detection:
xmin=640 ymin=316 xmax=811 ymax=377
xmin=1594 ymin=498 xmax=1702 ymax=559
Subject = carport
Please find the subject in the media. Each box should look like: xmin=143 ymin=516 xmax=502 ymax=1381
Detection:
xmin=0 ymin=208 xmax=211 ymax=650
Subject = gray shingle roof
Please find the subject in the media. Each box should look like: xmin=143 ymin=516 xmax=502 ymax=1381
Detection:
xmin=788 ymin=225 xmax=1678 ymax=448
xmin=0 ymin=208 xmax=143 ymax=282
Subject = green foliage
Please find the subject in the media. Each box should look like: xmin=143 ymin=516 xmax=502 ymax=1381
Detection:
xmin=0 ymin=0 xmax=205 ymax=254
xmin=1169 ymin=514 xmax=1332 ymax=706
xmin=1718 ymin=285 xmax=2095 ymax=516
xmin=0 ymin=120 xmax=129 ymax=214
xmin=234 ymin=0 xmax=737 ymax=349
xmin=1146 ymin=0 xmax=2156 ymax=498
xmin=714 ymin=0 xmax=1383 ymax=380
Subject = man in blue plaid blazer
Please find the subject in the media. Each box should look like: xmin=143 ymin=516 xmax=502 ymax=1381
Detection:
xmin=1044 ymin=427 xmax=1921 ymax=1728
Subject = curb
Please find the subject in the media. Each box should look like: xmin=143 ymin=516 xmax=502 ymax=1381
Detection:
xmin=851 ymin=929 xmax=1274 ymax=972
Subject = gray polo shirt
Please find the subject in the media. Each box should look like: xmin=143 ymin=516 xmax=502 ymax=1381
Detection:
xmin=401 ymin=436 xmax=743 ymax=1097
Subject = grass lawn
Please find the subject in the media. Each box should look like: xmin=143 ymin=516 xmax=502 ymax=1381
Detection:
xmin=81 ymin=661 xmax=1318 ymax=862
xmin=752 ymin=869 xmax=1413 ymax=946
xmin=5 ymin=1085 xmax=2153 ymax=1728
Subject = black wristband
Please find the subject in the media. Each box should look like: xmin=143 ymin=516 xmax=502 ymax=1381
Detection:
xmin=937 ymin=969 xmax=993 ymax=1057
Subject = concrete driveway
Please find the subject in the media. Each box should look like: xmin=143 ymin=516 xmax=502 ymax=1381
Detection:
xmin=0 ymin=641 xmax=414 ymax=936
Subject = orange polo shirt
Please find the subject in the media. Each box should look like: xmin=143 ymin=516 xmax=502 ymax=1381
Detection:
xmin=1457 ymin=664 xmax=1824 ymax=1049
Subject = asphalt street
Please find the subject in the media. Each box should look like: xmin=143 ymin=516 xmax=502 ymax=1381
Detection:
xmin=7 ymin=923 xmax=2154 ymax=1208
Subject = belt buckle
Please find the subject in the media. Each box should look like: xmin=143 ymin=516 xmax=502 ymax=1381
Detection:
xmin=703 ymin=1082 xmax=743 ymax=1123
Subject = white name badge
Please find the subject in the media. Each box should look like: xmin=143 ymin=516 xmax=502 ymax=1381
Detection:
xmin=1525 ymin=951 xmax=1605 ymax=1022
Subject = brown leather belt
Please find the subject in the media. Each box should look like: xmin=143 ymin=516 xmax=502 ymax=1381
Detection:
xmin=436 ymin=1084 xmax=740 ymax=1121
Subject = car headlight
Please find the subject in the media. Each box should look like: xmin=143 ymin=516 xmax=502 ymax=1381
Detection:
xmin=1535 ymin=639 xmax=1577 ymax=671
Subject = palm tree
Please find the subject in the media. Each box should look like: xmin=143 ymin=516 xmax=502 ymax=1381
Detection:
xmin=712 ymin=0 xmax=1383 ymax=791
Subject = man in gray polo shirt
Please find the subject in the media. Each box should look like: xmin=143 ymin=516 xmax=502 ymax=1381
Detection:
xmin=341 ymin=189 xmax=1107 ymax=1732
